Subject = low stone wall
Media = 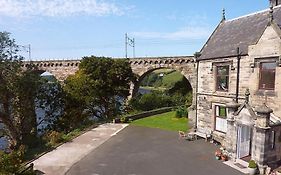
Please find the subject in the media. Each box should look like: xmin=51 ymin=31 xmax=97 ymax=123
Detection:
xmin=114 ymin=107 xmax=174 ymax=123
xmin=265 ymin=124 xmax=281 ymax=169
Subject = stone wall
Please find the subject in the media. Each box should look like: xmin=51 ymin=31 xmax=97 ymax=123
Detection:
xmin=196 ymin=56 xmax=249 ymax=133
xmin=248 ymin=25 xmax=281 ymax=118
xmin=22 ymin=60 xmax=80 ymax=82
xmin=260 ymin=125 xmax=281 ymax=168
xmin=197 ymin=24 xmax=281 ymax=135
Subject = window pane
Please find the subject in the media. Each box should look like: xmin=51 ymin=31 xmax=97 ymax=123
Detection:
xmin=215 ymin=117 xmax=227 ymax=132
xmin=262 ymin=62 xmax=276 ymax=70
xmin=259 ymin=62 xmax=276 ymax=90
xmin=215 ymin=106 xmax=227 ymax=133
xmin=219 ymin=107 xmax=227 ymax=118
xmin=216 ymin=66 xmax=229 ymax=91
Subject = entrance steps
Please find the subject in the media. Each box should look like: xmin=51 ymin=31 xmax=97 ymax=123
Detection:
xmin=223 ymin=158 xmax=249 ymax=174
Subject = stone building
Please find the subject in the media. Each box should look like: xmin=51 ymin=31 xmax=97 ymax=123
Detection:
xmin=196 ymin=0 xmax=281 ymax=170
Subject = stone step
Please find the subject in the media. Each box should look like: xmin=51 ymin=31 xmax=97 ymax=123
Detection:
xmin=223 ymin=159 xmax=249 ymax=174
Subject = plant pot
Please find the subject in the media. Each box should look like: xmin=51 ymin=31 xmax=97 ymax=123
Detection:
xmin=221 ymin=155 xmax=228 ymax=161
xmin=248 ymin=167 xmax=256 ymax=175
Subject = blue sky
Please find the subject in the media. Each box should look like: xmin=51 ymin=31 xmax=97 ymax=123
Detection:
xmin=0 ymin=0 xmax=269 ymax=60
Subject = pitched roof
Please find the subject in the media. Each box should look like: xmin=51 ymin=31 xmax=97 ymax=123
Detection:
xmin=198 ymin=5 xmax=281 ymax=61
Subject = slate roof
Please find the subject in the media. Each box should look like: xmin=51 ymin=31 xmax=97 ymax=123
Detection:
xmin=198 ymin=5 xmax=281 ymax=61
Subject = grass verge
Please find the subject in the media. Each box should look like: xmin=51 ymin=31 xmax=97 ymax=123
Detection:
xmin=131 ymin=111 xmax=188 ymax=132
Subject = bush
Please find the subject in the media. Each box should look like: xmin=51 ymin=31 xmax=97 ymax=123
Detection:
xmin=44 ymin=131 xmax=64 ymax=147
xmin=0 ymin=145 xmax=34 ymax=175
xmin=248 ymin=160 xmax=257 ymax=168
xmin=129 ymin=92 xmax=184 ymax=111
xmin=174 ymin=107 xmax=188 ymax=118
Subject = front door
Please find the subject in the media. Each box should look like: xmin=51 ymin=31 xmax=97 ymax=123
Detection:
xmin=237 ymin=125 xmax=252 ymax=158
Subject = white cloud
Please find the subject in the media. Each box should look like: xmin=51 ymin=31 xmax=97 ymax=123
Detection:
xmin=132 ymin=26 xmax=212 ymax=40
xmin=0 ymin=0 xmax=124 ymax=18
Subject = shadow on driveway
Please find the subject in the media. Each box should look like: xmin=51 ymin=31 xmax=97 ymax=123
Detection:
xmin=66 ymin=125 xmax=242 ymax=175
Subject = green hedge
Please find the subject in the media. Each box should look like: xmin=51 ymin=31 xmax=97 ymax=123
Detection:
xmin=114 ymin=107 xmax=174 ymax=123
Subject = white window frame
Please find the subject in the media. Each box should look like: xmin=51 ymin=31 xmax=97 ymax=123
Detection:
xmin=214 ymin=105 xmax=227 ymax=133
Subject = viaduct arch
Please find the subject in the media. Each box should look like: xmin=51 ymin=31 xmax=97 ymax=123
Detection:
xmin=22 ymin=56 xmax=197 ymax=121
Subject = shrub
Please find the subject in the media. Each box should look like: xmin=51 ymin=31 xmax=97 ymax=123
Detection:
xmin=61 ymin=129 xmax=81 ymax=142
xmin=44 ymin=131 xmax=64 ymax=147
xmin=0 ymin=145 xmax=34 ymax=175
xmin=175 ymin=107 xmax=188 ymax=118
xmin=120 ymin=116 xmax=127 ymax=123
xmin=248 ymin=160 xmax=257 ymax=168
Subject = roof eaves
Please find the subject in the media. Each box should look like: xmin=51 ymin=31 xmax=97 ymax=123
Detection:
xmin=197 ymin=53 xmax=248 ymax=61
xmin=196 ymin=20 xmax=225 ymax=61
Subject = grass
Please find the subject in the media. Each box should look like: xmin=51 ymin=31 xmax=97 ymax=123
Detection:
xmin=131 ymin=111 xmax=188 ymax=132
xmin=161 ymin=71 xmax=183 ymax=88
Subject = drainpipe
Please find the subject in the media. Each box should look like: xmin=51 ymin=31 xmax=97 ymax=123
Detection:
xmin=195 ymin=59 xmax=199 ymax=129
xmin=235 ymin=47 xmax=241 ymax=103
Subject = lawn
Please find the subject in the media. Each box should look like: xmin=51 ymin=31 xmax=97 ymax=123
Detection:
xmin=131 ymin=111 xmax=188 ymax=132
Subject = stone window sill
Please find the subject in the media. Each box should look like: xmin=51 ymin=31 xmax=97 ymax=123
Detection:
xmin=254 ymin=90 xmax=277 ymax=97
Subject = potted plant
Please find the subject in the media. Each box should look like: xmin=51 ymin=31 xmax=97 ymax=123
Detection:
xmin=221 ymin=154 xmax=228 ymax=161
xmin=215 ymin=150 xmax=222 ymax=160
xmin=248 ymin=160 xmax=257 ymax=175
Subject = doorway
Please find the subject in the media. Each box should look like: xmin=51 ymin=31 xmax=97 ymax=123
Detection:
xmin=237 ymin=125 xmax=252 ymax=159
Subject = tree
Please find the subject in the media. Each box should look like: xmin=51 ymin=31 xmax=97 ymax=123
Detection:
xmin=0 ymin=32 xmax=41 ymax=149
xmin=64 ymin=56 xmax=136 ymax=121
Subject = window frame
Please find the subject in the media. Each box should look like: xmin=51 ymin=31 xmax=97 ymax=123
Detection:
xmin=214 ymin=105 xmax=227 ymax=133
xmin=258 ymin=61 xmax=276 ymax=90
xmin=216 ymin=65 xmax=230 ymax=92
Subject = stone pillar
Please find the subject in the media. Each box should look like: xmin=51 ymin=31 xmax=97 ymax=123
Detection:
xmin=252 ymin=103 xmax=273 ymax=170
xmin=225 ymin=100 xmax=240 ymax=159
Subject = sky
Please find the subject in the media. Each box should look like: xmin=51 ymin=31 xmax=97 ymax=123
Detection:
xmin=0 ymin=0 xmax=270 ymax=60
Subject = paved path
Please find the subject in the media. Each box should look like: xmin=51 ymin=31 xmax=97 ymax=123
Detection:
xmin=66 ymin=125 xmax=242 ymax=175
xmin=32 ymin=123 xmax=128 ymax=175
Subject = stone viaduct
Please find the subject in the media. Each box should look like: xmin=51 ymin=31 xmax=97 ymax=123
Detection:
xmin=22 ymin=56 xmax=197 ymax=118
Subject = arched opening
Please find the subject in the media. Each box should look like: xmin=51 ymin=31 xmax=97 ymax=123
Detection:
xmin=34 ymin=71 xmax=62 ymax=135
xmin=130 ymin=68 xmax=193 ymax=112
xmin=40 ymin=71 xmax=57 ymax=82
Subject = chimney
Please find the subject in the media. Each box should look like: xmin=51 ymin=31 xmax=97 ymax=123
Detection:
xmin=270 ymin=0 xmax=281 ymax=7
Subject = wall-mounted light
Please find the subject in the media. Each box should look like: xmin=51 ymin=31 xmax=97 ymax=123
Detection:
xmin=250 ymin=62 xmax=255 ymax=73
xmin=231 ymin=64 xmax=235 ymax=70
xmin=250 ymin=63 xmax=255 ymax=68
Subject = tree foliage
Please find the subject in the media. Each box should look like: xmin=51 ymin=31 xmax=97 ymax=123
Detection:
xmin=64 ymin=56 xmax=136 ymax=121
xmin=0 ymin=32 xmax=42 ymax=149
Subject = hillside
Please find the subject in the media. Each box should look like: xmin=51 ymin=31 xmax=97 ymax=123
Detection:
xmin=140 ymin=69 xmax=184 ymax=90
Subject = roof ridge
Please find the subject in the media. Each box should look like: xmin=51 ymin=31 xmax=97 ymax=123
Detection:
xmin=226 ymin=5 xmax=281 ymax=23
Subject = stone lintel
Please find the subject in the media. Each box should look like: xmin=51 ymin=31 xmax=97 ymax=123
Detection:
xmin=226 ymin=100 xmax=240 ymax=109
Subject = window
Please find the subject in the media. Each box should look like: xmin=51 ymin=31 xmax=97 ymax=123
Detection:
xmin=270 ymin=131 xmax=275 ymax=149
xmin=216 ymin=66 xmax=229 ymax=91
xmin=215 ymin=105 xmax=227 ymax=133
xmin=259 ymin=62 xmax=276 ymax=90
